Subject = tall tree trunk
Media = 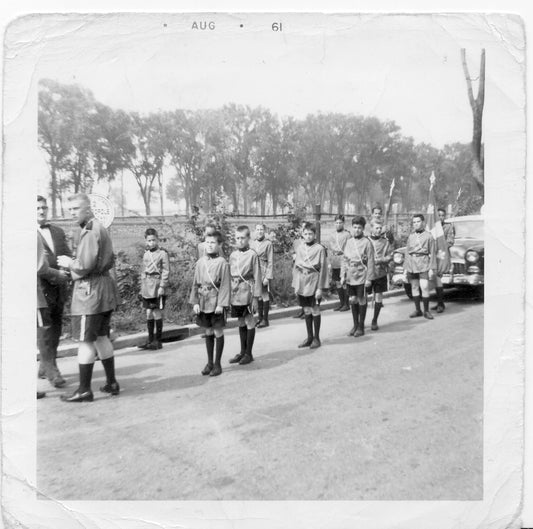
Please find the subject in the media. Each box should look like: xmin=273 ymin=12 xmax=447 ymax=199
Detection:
xmin=50 ymin=163 xmax=58 ymax=218
xmin=242 ymin=179 xmax=249 ymax=215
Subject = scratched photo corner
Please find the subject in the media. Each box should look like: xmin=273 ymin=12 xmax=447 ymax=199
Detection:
xmin=28 ymin=11 xmax=522 ymax=503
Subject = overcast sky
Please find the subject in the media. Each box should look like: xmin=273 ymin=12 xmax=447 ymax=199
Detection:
xmin=24 ymin=12 xmax=522 ymax=212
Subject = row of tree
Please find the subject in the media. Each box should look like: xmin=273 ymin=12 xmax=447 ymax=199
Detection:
xmin=38 ymin=78 xmax=480 ymax=218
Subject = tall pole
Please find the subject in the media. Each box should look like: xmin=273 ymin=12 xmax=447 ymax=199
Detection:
xmin=120 ymin=169 xmax=124 ymax=217
xmin=314 ymin=203 xmax=322 ymax=243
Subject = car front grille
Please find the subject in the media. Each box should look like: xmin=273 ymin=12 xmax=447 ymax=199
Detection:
xmin=453 ymin=262 xmax=467 ymax=275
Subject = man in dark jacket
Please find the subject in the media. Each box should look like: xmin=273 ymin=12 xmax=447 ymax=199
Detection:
xmin=37 ymin=195 xmax=71 ymax=388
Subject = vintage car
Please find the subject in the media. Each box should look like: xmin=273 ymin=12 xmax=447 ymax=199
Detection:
xmin=390 ymin=215 xmax=484 ymax=297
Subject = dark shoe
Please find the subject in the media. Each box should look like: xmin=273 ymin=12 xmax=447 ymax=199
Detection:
xmin=157 ymin=341 xmax=163 ymax=349
xmin=60 ymin=389 xmax=94 ymax=403
xmin=229 ymin=353 xmax=244 ymax=364
xmin=145 ymin=341 xmax=158 ymax=350
xmin=255 ymin=318 xmax=263 ymax=328
xmin=354 ymin=327 xmax=365 ymax=337
xmin=239 ymin=354 xmax=254 ymax=365
xmin=409 ymin=310 xmax=423 ymax=318
xmin=293 ymin=310 xmax=304 ymax=319
xmin=436 ymin=304 xmax=445 ymax=313
xmin=37 ymin=391 xmax=46 ymax=399
xmin=333 ymin=304 xmax=342 ymax=311
xmin=298 ymin=338 xmax=313 ymax=348
xmin=137 ymin=342 xmax=152 ymax=350
xmin=347 ymin=326 xmax=357 ymax=336
xmin=257 ymin=320 xmax=269 ymax=328
xmin=339 ymin=304 xmax=350 ymax=312
xmin=309 ymin=338 xmax=321 ymax=349
xmin=209 ymin=364 xmax=222 ymax=377
xmin=371 ymin=321 xmax=379 ymax=331
xmin=201 ymin=363 xmax=213 ymax=375
xmin=52 ymin=376 xmax=66 ymax=388
xmin=431 ymin=304 xmax=440 ymax=311
xmin=424 ymin=311 xmax=434 ymax=320
xmin=100 ymin=381 xmax=120 ymax=395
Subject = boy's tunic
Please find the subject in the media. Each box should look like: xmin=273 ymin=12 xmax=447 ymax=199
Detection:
xmin=250 ymin=238 xmax=274 ymax=282
xmin=341 ymin=236 xmax=376 ymax=285
xmin=189 ymin=255 xmax=231 ymax=313
xmin=404 ymin=230 xmax=437 ymax=273
xmin=293 ymin=242 xmax=328 ymax=296
xmin=369 ymin=236 xmax=392 ymax=279
xmin=141 ymin=248 xmax=170 ymax=298
xmin=69 ymin=217 xmax=119 ymax=316
xmin=326 ymin=230 xmax=351 ymax=269
xmin=229 ymin=248 xmax=263 ymax=306
xmin=443 ymin=223 xmax=455 ymax=247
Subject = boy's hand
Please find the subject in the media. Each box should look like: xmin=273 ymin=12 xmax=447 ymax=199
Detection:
xmin=315 ymin=289 xmax=322 ymax=301
xmin=428 ymin=269 xmax=435 ymax=280
xmin=263 ymin=277 xmax=269 ymax=286
xmin=365 ymin=280 xmax=372 ymax=288
xmin=157 ymin=287 xmax=164 ymax=297
xmin=193 ymin=304 xmax=200 ymax=315
xmin=214 ymin=305 xmax=223 ymax=314
xmin=252 ymin=297 xmax=259 ymax=312
xmin=57 ymin=255 xmax=73 ymax=268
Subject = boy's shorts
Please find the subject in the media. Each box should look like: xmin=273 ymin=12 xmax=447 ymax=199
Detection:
xmin=142 ymin=296 xmax=167 ymax=309
xmin=331 ymin=268 xmax=341 ymax=282
xmin=196 ymin=311 xmax=226 ymax=329
xmin=407 ymin=271 xmax=429 ymax=281
xmin=230 ymin=305 xmax=252 ymax=318
xmin=298 ymin=294 xmax=320 ymax=307
xmin=368 ymin=276 xmax=388 ymax=294
xmin=71 ymin=311 xmax=113 ymax=342
xmin=347 ymin=284 xmax=366 ymax=298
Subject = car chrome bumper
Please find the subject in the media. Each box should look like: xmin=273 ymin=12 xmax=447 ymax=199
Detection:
xmin=452 ymin=273 xmax=484 ymax=286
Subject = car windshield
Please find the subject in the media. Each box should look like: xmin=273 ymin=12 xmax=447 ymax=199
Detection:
xmin=448 ymin=219 xmax=484 ymax=239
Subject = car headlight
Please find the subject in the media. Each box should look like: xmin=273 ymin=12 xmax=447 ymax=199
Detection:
xmin=465 ymin=250 xmax=480 ymax=263
xmin=393 ymin=252 xmax=404 ymax=264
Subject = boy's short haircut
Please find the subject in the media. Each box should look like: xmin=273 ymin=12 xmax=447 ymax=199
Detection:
xmin=372 ymin=205 xmax=383 ymax=214
xmin=204 ymin=222 xmax=217 ymax=233
xmin=437 ymin=207 xmax=446 ymax=215
xmin=334 ymin=214 xmax=345 ymax=222
xmin=145 ymin=228 xmax=158 ymax=238
xmin=236 ymin=225 xmax=251 ymax=236
xmin=206 ymin=230 xmax=223 ymax=244
xmin=413 ymin=213 xmax=425 ymax=222
xmin=352 ymin=216 xmax=366 ymax=228
xmin=37 ymin=195 xmax=47 ymax=204
xmin=255 ymin=223 xmax=267 ymax=230
xmin=68 ymin=193 xmax=91 ymax=206
xmin=302 ymin=222 xmax=316 ymax=233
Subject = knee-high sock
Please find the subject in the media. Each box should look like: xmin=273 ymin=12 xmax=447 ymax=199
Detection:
xmin=359 ymin=304 xmax=367 ymax=327
xmin=351 ymin=303 xmax=360 ymax=326
xmin=147 ymin=319 xmax=155 ymax=342
xmin=246 ymin=328 xmax=256 ymax=356
xmin=436 ymin=287 xmax=444 ymax=304
xmin=413 ymin=296 xmax=421 ymax=313
xmin=372 ymin=302 xmax=383 ymax=322
xmin=78 ymin=363 xmax=94 ymax=393
xmin=263 ymin=300 xmax=270 ymax=321
xmin=338 ymin=288 xmax=345 ymax=306
xmin=305 ymin=314 xmax=313 ymax=339
xmin=215 ymin=336 xmax=224 ymax=365
xmin=155 ymin=319 xmax=163 ymax=341
xmin=205 ymin=335 xmax=215 ymax=365
xmin=239 ymin=325 xmax=247 ymax=353
xmin=257 ymin=299 xmax=264 ymax=320
xmin=101 ymin=357 xmax=116 ymax=385
xmin=422 ymin=297 xmax=430 ymax=312
xmin=313 ymin=315 xmax=321 ymax=339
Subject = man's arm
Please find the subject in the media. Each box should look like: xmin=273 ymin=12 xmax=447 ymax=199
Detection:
xmin=217 ymin=260 xmax=231 ymax=308
xmin=67 ymin=230 xmax=100 ymax=279
xmin=160 ymin=250 xmax=170 ymax=289
xmin=252 ymin=253 xmax=263 ymax=297
xmin=266 ymin=241 xmax=274 ymax=280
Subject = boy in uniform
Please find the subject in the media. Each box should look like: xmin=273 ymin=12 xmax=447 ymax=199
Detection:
xmin=250 ymin=223 xmax=273 ymax=327
xmin=292 ymin=222 xmax=328 ymax=349
xmin=190 ymin=231 xmax=231 ymax=377
xmin=326 ymin=214 xmax=351 ymax=312
xmin=341 ymin=216 xmax=375 ymax=337
xmin=228 ymin=226 xmax=263 ymax=365
xmin=138 ymin=228 xmax=170 ymax=350
xmin=404 ymin=214 xmax=437 ymax=319
xmin=432 ymin=208 xmax=455 ymax=312
xmin=197 ymin=223 xmax=217 ymax=259
xmin=57 ymin=194 xmax=121 ymax=402
xmin=368 ymin=219 xmax=393 ymax=330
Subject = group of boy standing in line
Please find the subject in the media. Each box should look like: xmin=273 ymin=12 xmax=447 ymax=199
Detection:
xmin=37 ymin=193 xmax=453 ymax=401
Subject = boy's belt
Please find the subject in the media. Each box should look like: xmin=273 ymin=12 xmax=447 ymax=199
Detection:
xmin=145 ymin=272 xmax=161 ymax=276
xmin=299 ymin=269 xmax=318 ymax=275
xmin=410 ymin=252 xmax=428 ymax=256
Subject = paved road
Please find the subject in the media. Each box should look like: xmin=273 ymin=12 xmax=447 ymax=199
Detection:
xmin=37 ymin=290 xmax=483 ymax=501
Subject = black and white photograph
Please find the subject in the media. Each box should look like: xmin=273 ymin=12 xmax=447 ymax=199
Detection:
xmin=1 ymin=7 xmax=527 ymax=529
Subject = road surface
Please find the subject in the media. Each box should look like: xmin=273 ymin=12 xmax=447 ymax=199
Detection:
xmin=37 ymin=290 xmax=483 ymax=501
